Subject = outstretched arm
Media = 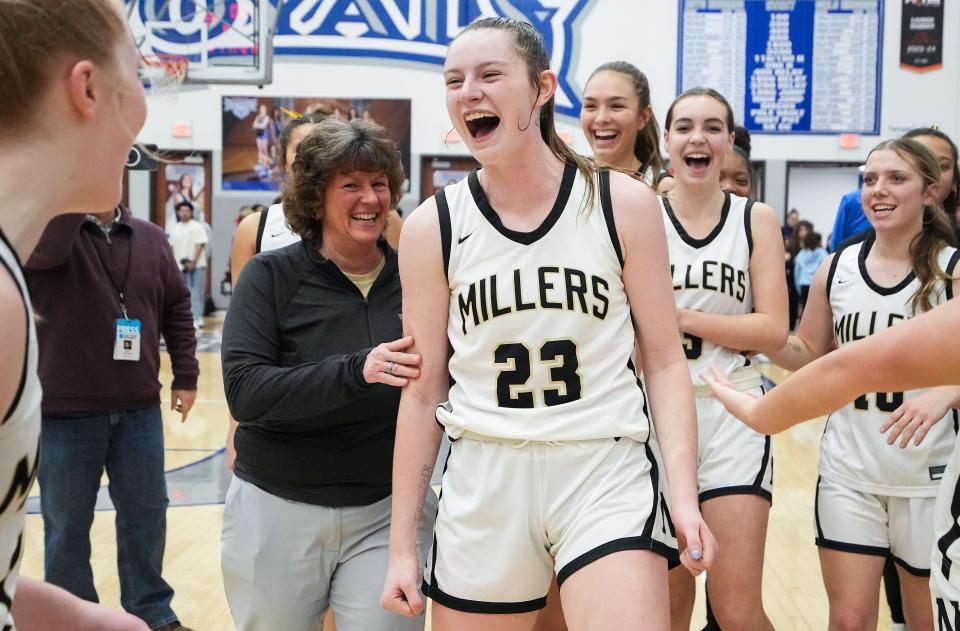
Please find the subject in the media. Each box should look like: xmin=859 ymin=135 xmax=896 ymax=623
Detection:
xmin=12 ymin=577 xmax=148 ymax=631
xmin=704 ymin=297 xmax=960 ymax=433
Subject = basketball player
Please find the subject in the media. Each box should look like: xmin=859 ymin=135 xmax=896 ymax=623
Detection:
xmin=656 ymin=88 xmax=788 ymax=631
xmin=0 ymin=0 xmax=150 ymax=628
xmin=730 ymin=137 xmax=958 ymax=630
xmin=719 ymin=142 xmax=753 ymax=198
xmin=380 ymin=18 xmax=714 ymax=631
xmin=579 ymin=61 xmax=663 ymax=185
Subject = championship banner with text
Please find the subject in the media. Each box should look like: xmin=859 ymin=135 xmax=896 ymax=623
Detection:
xmin=900 ymin=0 xmax=943 ymax=71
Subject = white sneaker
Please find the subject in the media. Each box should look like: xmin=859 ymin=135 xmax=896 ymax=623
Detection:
xmin=194 ymin=319 xmax=203 ymax=330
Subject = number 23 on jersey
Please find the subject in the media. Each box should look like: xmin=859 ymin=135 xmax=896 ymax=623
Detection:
xmin=494 ymin=338 xmax=583 ymax=408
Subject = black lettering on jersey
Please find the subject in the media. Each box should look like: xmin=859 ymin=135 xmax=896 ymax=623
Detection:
xmin=720 ymin=264 xmax=735 ymax=297
xmin=937 ymin=599 xmax=960 ymax=631
xmin=490 ymin=275 xmax=511 ymax=318
xmin=670 ymin=262 xmax=748 ymax=303
xmin=701 ymin=261 xmax=718 ymax=291
xmin=591 ymin=276 xmax=609 ymax=320
xmin=0 ymin=532 xmax=23 ymax=621
xmin=564 ymin=269 xmax=589 ymax=313
xmin=458 ymin=284 xmax=480 ymax=335
xmin=0 ymin=449 xmax=38 ymax=516
xmin=513 ymin=269 xmax=536 ymax=312
xmin=455 ymin=268 xmax=612 ymax=334
xmin=736 ymin=270 xmax=747 ymax=302
xmin=834 ymin=311 xmax=907 ymax=345
xmin=538 ymin=267 xmax=563 ymax=309
xmin=478 ymin=277 xmax=489 ymax=321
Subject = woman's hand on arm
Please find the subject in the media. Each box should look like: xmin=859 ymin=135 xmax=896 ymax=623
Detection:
xmin=610 ymin=172 xmax=715 ymax=575
xmin=381 ymin=198 xmax=449 ymax=616
xmin=678 ymin=203 xmax=788 ymax=354
xmin=363 ymin=336 xmax=420 ymax=386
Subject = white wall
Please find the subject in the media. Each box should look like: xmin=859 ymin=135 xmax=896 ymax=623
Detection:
xmin=138 ymin=0 xmax=960 ymax=161
xmin=786 ymin=165 xmax=862 ymax=238
xmin=132 ymin=0 xmax=959 ymax=306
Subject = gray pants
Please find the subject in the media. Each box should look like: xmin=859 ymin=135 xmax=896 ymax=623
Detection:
xmin=221 ymin=477 xmax=437 ymax=631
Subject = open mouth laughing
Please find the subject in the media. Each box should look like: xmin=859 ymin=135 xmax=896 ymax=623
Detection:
xmin=465 ymin=111 xmax=500 ymax=140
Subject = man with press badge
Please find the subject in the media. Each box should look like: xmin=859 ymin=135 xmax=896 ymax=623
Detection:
xmin=24 ymin=204 xmax=199 ymax=631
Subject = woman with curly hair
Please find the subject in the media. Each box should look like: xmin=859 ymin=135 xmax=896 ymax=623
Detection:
xmin=221 ymin=117 xmax=436 ymax=631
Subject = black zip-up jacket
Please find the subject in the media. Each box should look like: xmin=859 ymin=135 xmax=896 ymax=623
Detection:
xmin=222 ymin=240 xmax=402 ymax=506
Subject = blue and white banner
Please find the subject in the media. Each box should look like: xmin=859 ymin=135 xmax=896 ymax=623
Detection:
xmin=129 ymin=0 xmax=595 ymax=118
xmin=678 ymin=0 xmax=883 ymax=135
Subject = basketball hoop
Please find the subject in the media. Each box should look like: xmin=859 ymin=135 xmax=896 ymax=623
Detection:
xmin=140 ymin=54 xmax=189 ymax=99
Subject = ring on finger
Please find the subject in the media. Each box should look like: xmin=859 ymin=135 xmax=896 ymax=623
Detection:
xmin=386 ymin=361 xmax=396 ymax=375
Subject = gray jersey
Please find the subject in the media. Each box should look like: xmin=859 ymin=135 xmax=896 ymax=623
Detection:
xmin=436 ymin=164 xmax=649 ymax=442
xmin=820 ymin=233 xmax=958 ymax=496
xmin=0 ymin=230 xmax=42 ymax=629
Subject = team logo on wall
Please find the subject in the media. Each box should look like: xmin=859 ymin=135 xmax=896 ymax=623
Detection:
xmin=127 ymin=0 xmax=595 ymax=118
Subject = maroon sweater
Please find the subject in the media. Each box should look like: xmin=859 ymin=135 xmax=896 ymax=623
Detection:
xmin=25 ymin=207 xmax=199 ymax=414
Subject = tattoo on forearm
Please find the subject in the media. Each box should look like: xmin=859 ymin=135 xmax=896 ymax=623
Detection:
xmin=787 ymin=340 xmax=802 ymax=354
xmin=414 ymin=464 xmax=431 ymax=526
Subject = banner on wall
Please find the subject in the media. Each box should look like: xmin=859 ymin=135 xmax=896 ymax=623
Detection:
xmin=129 ymin=0 xmax=594 ymax=119
xmin=677 ymin=0 xmax=883 ymax=135
xmin=221 ymin=96 xmax=411 ymax=192
xmin=900 ymin=0 xmax=944 ymax=71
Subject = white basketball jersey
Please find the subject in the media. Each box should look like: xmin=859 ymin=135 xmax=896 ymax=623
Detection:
xmin=0 ymin=230 xmax=42 ymax=630
xmin=661 ymin=192 xmax=756 ymax=386
xmin=932 ymin=440 xmax=960 ymax=609
xmin=256 ymin=203 xmax=300 ymax=253
xmin=820 ymin=233 xmax=959 ymax=496
xmin=436 ymin=164 xmax=649 ymax=442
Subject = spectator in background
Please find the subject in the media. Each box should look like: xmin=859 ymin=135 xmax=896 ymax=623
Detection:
xmin=25 ymin=206 xmax=199 ymax=631
xmin=168 ymin=201 xmax=209 ymax=329
xmin=781 ymin=208 xmax=799 ymax=239
xmin=829 ymin=168 xmax=870 ymax=251
xmin=793 ymin=231 xmax=826 ymax=319
xmin=785 ymin=220 xmax=812 ymax=329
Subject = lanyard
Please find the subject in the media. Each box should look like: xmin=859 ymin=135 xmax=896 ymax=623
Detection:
xmin=90 ymin=224 xmax=134 ymax=319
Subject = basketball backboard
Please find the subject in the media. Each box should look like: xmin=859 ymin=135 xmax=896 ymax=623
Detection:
xmin=126 ymin=0 xmax=273 ymax=86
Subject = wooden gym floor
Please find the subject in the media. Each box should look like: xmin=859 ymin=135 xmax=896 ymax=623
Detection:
xmin=19 ymin=315 xmax=891 ymax=630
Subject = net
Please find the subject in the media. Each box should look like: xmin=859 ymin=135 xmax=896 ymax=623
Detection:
xmin=140 ymin=54 xmax=189 ymax=99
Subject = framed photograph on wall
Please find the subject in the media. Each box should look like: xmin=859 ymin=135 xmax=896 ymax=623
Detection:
xmin=152 ymin=152 xmax=213 ymax=231
xmin=222 ymin=96 xmax=412 ymax=192
xmin=419 ymin=155 xmax=480 ymax=204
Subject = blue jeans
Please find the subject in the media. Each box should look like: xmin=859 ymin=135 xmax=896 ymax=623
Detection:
xmin=38 ymin=406 xmax=177 ymax=629
xmin=183 ymin=268 xmax=204 ymax=322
